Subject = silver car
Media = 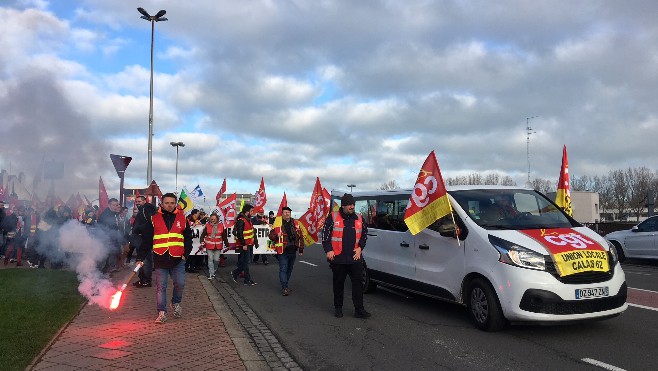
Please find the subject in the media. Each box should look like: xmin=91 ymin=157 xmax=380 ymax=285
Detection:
xmin=605 ymin=215 xmax=658 ymax=261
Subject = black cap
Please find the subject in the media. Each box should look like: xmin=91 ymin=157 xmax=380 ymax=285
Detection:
xmin=282 ymin=206 xmax=292 ymax=212
xmin=341 ymin=193 xmax=355 ymax=206
xmin=242 ymin=204 xmax=254 ymax=213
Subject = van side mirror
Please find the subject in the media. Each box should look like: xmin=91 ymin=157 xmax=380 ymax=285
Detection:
xmin=438 ymin=223 xmax=457 ymax=238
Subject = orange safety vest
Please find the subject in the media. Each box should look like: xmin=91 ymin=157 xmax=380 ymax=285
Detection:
xmin=29 ymin=213 xmax=37 ymax=236
xmin=204 ymin=223 xmax=225 ymax=250
xmin=235 ymin=216 xmax=255 ymax=246
xmin=272 ymin=219 xmax=301 ymax=254
xmin=152 ymin=209 xmax=186 ymax=257
xmin=330 ymin=211 xmax=363 ymax=256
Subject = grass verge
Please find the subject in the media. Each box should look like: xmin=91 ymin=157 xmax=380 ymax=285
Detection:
xmin=0 ymin=269 xmax=85 ymax=371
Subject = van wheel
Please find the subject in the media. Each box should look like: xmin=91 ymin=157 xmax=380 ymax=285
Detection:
xmin=610 ymin=242 xmax=626 ymax=263
xmin=467 ymin=278 xmax=505 ymax=332
xmin=362 ymin=265 xmax=377 ymax=293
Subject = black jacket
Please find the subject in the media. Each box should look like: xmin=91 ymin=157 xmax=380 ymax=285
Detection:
xmin=322 ymin=208 xmax=368 ymax=265
xmin=136 ymin=207 xmax=193 ymax=269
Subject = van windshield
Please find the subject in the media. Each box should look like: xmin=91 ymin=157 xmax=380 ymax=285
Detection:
xmin=450 ymin=189 xmax=577 ymax=230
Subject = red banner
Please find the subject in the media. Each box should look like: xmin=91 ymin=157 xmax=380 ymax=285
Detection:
xmin=254 ymin=177 xmax=267 ymax=209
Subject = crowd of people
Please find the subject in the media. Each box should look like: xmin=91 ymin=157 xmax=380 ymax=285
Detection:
xmin=1 ymin=192 xmax=372 ymax=324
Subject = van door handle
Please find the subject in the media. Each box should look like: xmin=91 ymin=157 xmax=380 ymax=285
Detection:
xmin=418 ymin=244 xmax=429 ymax=250
xmin=367 ymin=233 xmax=378 ymax=237
xmin=400 ymin=242 xmax=409 ymax=247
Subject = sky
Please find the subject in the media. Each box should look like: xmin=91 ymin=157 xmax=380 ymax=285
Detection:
xmin=1 ymin=0 xmax=657 ymax=213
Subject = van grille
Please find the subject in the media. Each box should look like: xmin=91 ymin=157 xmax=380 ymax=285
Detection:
xmin=544 ymin=255 xmax=615 ymax=284
xmin=520 ymin=283 xmax=627 ymax=315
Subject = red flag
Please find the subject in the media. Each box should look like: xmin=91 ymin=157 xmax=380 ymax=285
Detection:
xmin=135 ymin=190 xmax=141 ymax=198
xmin=216 ymin=178 xmax=227 ymax=206
xmin=298 ymin=209 xmax=320 ymax=246
xmin=404 ymin=151 xmax=452 ymax=235
xmin=254 ymin=177 xmax=267 ymax=208
xmin=83 ymin=194 xmax=92 ymax=207
xmin=555 ymin=145 xmax=573 ymax=216
xmin=218 ymin=193 xmax=237 ymax=228
xmin=270 ymin=193 xmax=288 ymax=254
xmin=308 ymin=178 xmax=331 ymax=231
xmin=99 ymin=176 xmax=109 ymax=215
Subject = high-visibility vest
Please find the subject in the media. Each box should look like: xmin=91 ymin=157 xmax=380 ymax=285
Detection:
xmin=272 ymin=219 xmax=300 ymax=254
xmin=330 ymin=211 xmax=363 ymax=256
xmin=235 ymin=216 xmax=255 ymax=246
xmin=30 ymin=213 xmax=37 ymax=236
xmin=152 ymin=209 xmax=186 ymax=257
xmin=204 ymin=223 xmax=225 ymax=250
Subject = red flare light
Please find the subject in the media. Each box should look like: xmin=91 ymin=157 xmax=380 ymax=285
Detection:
xmin=109 ymin=290 xmax=123 ymax=310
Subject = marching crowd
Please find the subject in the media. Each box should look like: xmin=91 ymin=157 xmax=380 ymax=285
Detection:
xmin=1 ymin=192 xmax=371 ymax=324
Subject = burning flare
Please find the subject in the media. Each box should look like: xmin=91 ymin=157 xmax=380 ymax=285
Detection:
xmin=108 ymin=262 xmax=144 ymax=310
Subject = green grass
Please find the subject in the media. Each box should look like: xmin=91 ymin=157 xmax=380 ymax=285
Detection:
xmin=0 ymin=269 xmax=85 ymax=371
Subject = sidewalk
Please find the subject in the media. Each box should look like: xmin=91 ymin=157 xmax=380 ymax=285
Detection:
xmin=27 ymin=267 xmax=268 ymax=371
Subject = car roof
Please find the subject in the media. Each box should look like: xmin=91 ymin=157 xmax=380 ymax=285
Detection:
xmin=330 ymin=185 xmax=531 ymax=198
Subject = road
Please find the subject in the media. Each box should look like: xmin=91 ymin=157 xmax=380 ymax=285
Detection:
xmin=221 ymin=248 xmax=658 ymax=371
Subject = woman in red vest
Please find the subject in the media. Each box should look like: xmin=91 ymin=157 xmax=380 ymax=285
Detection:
xmin=200 ymin=213 xmax=229 ymax=280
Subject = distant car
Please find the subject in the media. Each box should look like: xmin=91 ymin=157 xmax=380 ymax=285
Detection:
xmin=605 ymin=215 xmax=658 ymax=261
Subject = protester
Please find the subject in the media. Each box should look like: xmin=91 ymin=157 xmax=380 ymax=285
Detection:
xmin=132 ymin=196 xmax=156 ymax=288
xmin=118 ymin=206 xmax=131 ymax=268
xmin=125 ymin=207 xmax=139 ymax=264
xmin=251 ymin=207 xmax=269 ymax=265
xmin=268 ymin=206 xmax=303 ymax=296
xmin=185 ymin=209 xmax=202 ymax=273
xmin=200 ymin=213 xmax=229 ymax=280
xmin=231 ymin=204 xmax=258 ymax=286
xmin=0 ymin=201 xmax=6 ymax=259
xmin=3 ymin=206 xmax=25 ymax=266
xmin=97 ymin=198 xmax=122 ymax=273
xmin=34 ymin=208 xmax=60 ymax=268
xmin=322 ymin=193 xmax=371 ymax=319
xmin=136 ymin=193 xmax=193 ymax=324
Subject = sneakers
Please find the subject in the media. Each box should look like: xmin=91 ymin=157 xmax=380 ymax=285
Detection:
xmin=208 ymin=274 xmax=215 ymax=280
xmin=282 ymin=288 xmax=290 ymax=296
xmin=244 ymin=280 xmax=257 ymax=286
xmin=334 ymin=308 xmax=343 ymax=318
xmin=171 ymin=303 xmax=182 ymax=318
xmin=230 ymin=271 xmax=238 ymax=283
xmin=263 ymin=260 xmax=269 ymax=265
xmin=354 ymin=309 xmax=372 ymax=319
xmin=154 ymin=311 xmax=167 ymax=324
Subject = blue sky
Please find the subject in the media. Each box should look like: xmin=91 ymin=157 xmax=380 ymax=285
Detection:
xmin=1 ymin=0 xmax=658 ymax=213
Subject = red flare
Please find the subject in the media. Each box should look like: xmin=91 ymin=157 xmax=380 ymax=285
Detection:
xmin=109 ymin=290 xmax=123 ymax=310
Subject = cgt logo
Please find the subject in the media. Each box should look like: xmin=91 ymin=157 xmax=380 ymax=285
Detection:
xmin=543 ymin=232 xmax=594 ymax=249
xmin=409 ymin=173 xmax=438 ymax=208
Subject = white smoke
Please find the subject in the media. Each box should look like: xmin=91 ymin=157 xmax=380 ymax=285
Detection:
xmin=55 ymin=220 xmax=117 ymax=308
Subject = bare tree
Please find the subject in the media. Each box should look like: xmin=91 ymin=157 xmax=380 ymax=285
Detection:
xmin=484 ymin=173 xmax=500 ymax=185
xmin=591 ymin=175 xmax=613 ymax=218
xmin=627 ymin=167 xmax=655 ymax=221
xmin=571 ymin=175 xmax=594 ymax=191
xmin=531 ymin=178 xmax=554 ymax=194
xmin=609 ymin=169 xmax=630 ymax=220
xmin=380 ymin=180 xmax=401 ymax=190
xmin=501 ymin=176 xmax=516 ymax=186
xmin=467 ymin=173 xmax=483 ymax=185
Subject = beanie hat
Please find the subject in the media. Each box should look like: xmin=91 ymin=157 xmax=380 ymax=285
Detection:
xmin=341 ymin=193 xmax=355 ymax=206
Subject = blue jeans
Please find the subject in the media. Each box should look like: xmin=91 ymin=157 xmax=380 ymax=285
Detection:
xmin=138 ymin=251 xmax=153 ymax=283
xmin=207 ymin=249 xmax=221 ymax=276
xmin=278 ymin=252 xmax=296 ymax=289
xmin=234 ymin=245 xmax=252 ymax=282
xmin=155 ymin=260 xmax=186 ymax=312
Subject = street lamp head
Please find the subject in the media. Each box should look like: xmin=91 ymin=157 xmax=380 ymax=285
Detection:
xmin=155 ymin=10 xmax=167 ymax=18
xmin=137 ymin=8 xmax=167 ymax=21
xmin=157 ymin=17 xmax=168 ymax=22
xmin=137 ymin=7 xmax=151 ymax=17
xmin=170 ymin=141 xmax=185 ymax=147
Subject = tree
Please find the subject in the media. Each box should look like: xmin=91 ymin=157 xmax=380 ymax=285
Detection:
xmin=380 ymin=180 xmax=401 ymax=190
xmin=627 ymin=167 xmax=655 ymax=221
xmin=609 ymin=169 xmax=630 ymax=220
xmin=531 ymin=178 xmax=554 ymax=194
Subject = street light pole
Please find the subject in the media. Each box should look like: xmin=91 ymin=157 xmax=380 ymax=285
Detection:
xmin=138 ymin=7 xmax=167 ymax=186
xmin=170 ymin=142 xmax=185 ymax=195
xmin=347 ymin=184 xmax=356 ymax=192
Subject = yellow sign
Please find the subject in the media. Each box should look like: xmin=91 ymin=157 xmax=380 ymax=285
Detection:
xmin=553 ymin=249 xmax=609 ymax=276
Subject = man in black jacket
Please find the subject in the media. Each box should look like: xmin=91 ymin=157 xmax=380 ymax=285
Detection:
xmin=322 ymin=193 xmax=370 ymax=319
xmin=132 ymin=196 xmax=156 ymax=287
xmin=136 ymin=193 xmax=193 ymax=324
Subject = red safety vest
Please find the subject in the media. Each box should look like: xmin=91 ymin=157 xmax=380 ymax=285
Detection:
xmin=152 ymin=209 xmax=186 ymax=257
xmin=30 ymin=213 xmax=37 ymax=236
xmin=330 ymin=211 xmax=363 ymax=256
xmin=272 ymin=219 xmax=301 ymax=254
xmin=235 ymin=216 xmax=255 ymax=246
xmin=204 ymin=223 xmax=225 ymax=250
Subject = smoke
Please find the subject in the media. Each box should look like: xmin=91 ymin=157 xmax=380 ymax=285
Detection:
xmin=32 ymin=219 xmax=120 ymax=308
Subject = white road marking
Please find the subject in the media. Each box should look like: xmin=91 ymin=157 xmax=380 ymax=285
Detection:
xmin=628 ymin=287 xmax=658 ymax=294
xmin=299 ymin=260 xmax=317 ymax=267
xmin=581 ymin=358 xmax=626 ymax=371
xmin=628 ymin=303 xmax=658 ymax=312
xmin=624 ymin=271 xmax=652 ymax=276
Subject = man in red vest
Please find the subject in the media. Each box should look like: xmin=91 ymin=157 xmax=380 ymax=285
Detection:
xmin=230 ymin=204 xmax=258 ymax=286
xmin=137 ymin=193 xmax=193 ymax=324
xmin=322 ymin=193 xmax=371 ymax=319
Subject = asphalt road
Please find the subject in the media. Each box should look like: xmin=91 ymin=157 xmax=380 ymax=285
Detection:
xmin=225 ymin=249 xmax=658 ymax=371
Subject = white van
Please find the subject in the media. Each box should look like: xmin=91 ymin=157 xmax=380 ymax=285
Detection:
xmin=332 ymin=186 xmax=627 ymax=331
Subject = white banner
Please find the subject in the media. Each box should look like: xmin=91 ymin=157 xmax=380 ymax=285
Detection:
xmin=188 ymin=224 xmax=276 ymax=256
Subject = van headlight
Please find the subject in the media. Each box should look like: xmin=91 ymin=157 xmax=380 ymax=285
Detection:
xmin=607 ymin=241 xmax=619 ymax=267
xmin=489 ymin=235 xmax=545 ymax=271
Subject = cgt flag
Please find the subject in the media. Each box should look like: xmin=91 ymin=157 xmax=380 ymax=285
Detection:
xmin=254 ymin=177 xmax=267 ymax=209
xmin=178 ymin=188 xmax=195 ymax=215
xmin=308 ymin=177 xmax=331 ymax=232
xmin=555 ymin=145 xmax=573 ymax=216
xmin=216 ymin=178 xmax=227 ymax=205
xmin=404 ymin=150 xmax=452 ymax=235
xmin=99 ymin=177 xmax=109 ymax=215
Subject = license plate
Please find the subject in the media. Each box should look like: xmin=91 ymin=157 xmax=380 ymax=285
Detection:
xmin=575 ymin=286 xmax=609 ymax=299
